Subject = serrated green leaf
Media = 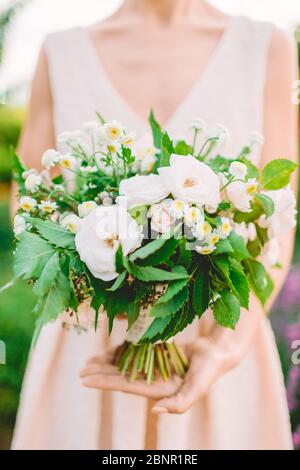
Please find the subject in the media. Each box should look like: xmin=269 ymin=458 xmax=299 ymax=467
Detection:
xmin=174 ymin=140 xmax=193 ymax=155
xmin=213 ymin=290 xmax=240 ymax=329
xmin=228 ymin=231 xmax=250 ymax=261
xmin=33 ymin=252 xmax=60 ymax=296
xmin=32 ymin=219 xmax=75 ymax=249
xmin=130 ymin=237 xmax=168 ymax=262
xmin=33 ymin=271 xmax=71 ymax=323
xmin=126 ymin=263 xmax=189 ymax=282
xmin=138 ymin=238 xmax=180 ymax=266
xmin=140 ymin=316 xmax=171 ymax=342
xmin=229 ymin=266 xmax=249 ymax=309
xmin=115 ymin=245 xmax=124 ymax=273
xmin=154 ymin=271 xmax=188 ymax=305
xmin=262 ymin=158 xmax=297 ymax=190
xmin=213 ymin=238 xmax=234 ymax=255
xmin=254 ymin=194 xmax=275 ymax=218
xmin=193 ymin=263 xmax=210 ymax=317
xmin=150 ymin=286 xmax=188 ymax=318
xmin=14 ymin=232 xmax=56 ymax=280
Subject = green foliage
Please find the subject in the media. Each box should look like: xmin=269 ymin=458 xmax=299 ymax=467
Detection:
xmin=14 ymin=232 xmax=56 ymax=280
xmin=192 ymin=262 xmax=210 ymax=317
xmin=244 ymin=259 xmax=274 ymax=306
xmin=213 ymin=290 xmax=240 ymax=329
xmin=0 ymin=107 xmax=25 ymax=182
xmin=31 ymin=219 xmax=75 ymax=249
xmin=254 ymin=194 xmax=275 ymax=218
xmin=261 ymin=158 xmax=297 ymax=190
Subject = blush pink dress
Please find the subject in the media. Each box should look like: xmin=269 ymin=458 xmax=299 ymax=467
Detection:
xmin=12 ymin=16 xmax=293 ymax=450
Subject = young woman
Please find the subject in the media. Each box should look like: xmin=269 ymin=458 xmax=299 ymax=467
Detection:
xmin=12 ymin=0 xmax=298 ymax=450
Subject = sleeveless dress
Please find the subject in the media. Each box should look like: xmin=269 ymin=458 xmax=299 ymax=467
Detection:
xmin=12 ymin=16 xmax=293 ymax=450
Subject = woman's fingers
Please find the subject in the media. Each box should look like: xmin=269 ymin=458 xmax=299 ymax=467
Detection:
xmin=81 ymin=372 xmax=182 ymax=399
xmin=80 ymin=363 xmax=120 ymax=378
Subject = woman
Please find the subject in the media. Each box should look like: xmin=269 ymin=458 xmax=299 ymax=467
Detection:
xmin=12 ymin=0 xmax=298 ymax=450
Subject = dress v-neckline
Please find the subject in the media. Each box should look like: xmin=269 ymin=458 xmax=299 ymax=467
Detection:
xmin=79 ymin=16 xmax=237 ymax=133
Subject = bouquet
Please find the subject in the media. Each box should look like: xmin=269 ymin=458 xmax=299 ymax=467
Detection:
xmin=10 ymin=112 xmax=297 ymax=383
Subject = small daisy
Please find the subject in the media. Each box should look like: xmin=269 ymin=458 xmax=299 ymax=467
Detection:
xmin=120 ymin=132 xmax=136 ymax=147
xmin=61 ymin=214 xmax=81 ymax=233
xmin=196 ymin=244 xmax=216 ymax=255
xmin=59 ymin=154 xmax=78 ymax=170
xmin=103 ymin=121 xmax=124 ymax=141
xmin=218 ymin=217 xmax=232 ymax=239
xmin=13 ymin=215 xmax=26 ymax=236
xmin=19 ymin=196 xmax=37 ymax=212
xmin=39 ymin=200 xmax=58 ymax=214
xmin=245 ymin=179 xmax=258 ymax=196
xmin=184 ymin=206 xmax=203 ymax=227
xmin=78 ymin=201 xmax=98 ymax=218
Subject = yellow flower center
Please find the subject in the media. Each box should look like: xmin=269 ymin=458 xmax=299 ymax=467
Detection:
xmin=183 ymin=177 xmax=197 ymax=188
xmin=22 ymin=203 xmax=32 ymax=212
xmin=104 ymin=235 xmax=118 ymax=249
xmin=61 ymin=159 xmax=71 ymax=169
xmin=246 ymin=183 xmax=257 ymax=195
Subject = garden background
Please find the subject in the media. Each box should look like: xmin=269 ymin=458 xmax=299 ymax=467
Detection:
xmin=0 ymin=0 xmax=300 ymax=450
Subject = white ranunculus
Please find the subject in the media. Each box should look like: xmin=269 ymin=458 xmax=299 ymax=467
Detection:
xmin=59 ymin=154 xmax=79 ymax=171
xmin=75 ymin=205 xmax=142 ymax=281
xmin=158 ymin=154 xmax=221 ymax=209
xmin=61 ymin=214 xmax=82 ymax=233
xmin=118 ymin=174 xmax=169 ymax=209
xmin=263 ymin=186 xmax=297 ymax=238
xmin=41 ymin=149 xmax=61 ymax=169
xmin=78 ymin=201 xmax=98 ymax=218
xmin=103 ymin=121 xmax=124 ymax=141
xmin=25 ymin=173 xmax=42 ymax=193
xmin=13 ymin=215 xmax=26 ymax=236
xmin=229 ymin=161 xmax=247 ymax=180
xmin=149 ymin=199 xmax=176 ymax=234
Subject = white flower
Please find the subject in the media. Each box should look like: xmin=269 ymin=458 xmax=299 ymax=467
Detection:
xmin=248 ymin=222 xmax=257 ymax=242
xmin=263 ymin=238 xmax=280 ymax=266
xmin=103 ymin=121 xmax=124 ymax=141
xmin=262 ymin=186 xmax=297 ymax=238
xmin=149 ymin=199 xmax=176 ymax=234
xmin=158 ymin=154 xmax=221 ymax=209
xmin=41 ymin=149 xmax=60 ymax=169
xmin=184 ymin=206 xmax=203 ymax=227
xmin=22 ymin=168 xmax=38 ymax=179
xmin=118 ymin=174 xmax=169 ymax=209
xmin=25 ymin=173 xmax=42 ymax=193
xmin=233 ymin=221 xmax=256 ymax=243
xmin=19 ymin=196 xmax=37 ymax=212
xmin=249 ymin=132 xmax=264 ymax=148
xmin=120 ymin=132 xmax=136 ymax=147
xmin=226 ymin=179 xmax=257 ymax=212
xmin=229 ymin=161 xmax=247 ymax=180
xmin=207 ymin=231 xmax=220 ymax=246
xmin=78 ymin=201 xmax=98 ymax=218
xmin=192 ymin=221 xmax=212 ymax=240
xmin=13 ymin=215 xmax=26 ymax=236
xmin=171 ymin=199 xmax=188 ymax=218
xmin=196 ymin=244 xmax=216 ymax=255
xmin=189 ymin=118 xmax=207 ymax=132
xmin=61 ymin=214 xmax=81 ymax=233
xmin=133 ymin=144 xmax=157 ymax=173
xmin=80 ymin=165 xmax=98 ymax=175
xmin=215 ymin=124 xmax=229 ymax=148
xmin=75 ymin=205 xmax=142 ymax=281
xmin=218 ymin=217 xmax=232 ymax=239
xmin=59 ymin=154 xmax=78 ymax=170
xmin=57 ymin=131 xmax=84 ymax=145
xmin=39 ymin=200 xmax=58 ymax=213
xmin=83 ymin=120 xmax=100 ymax=134
xmin=106 ymin=141 xmax=121 ymax=155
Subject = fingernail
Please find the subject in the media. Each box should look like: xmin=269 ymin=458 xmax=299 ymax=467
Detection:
xmin=151 ymin=407 xmax=168 ymax=414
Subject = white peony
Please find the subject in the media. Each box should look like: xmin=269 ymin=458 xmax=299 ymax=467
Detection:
xmin=262 ymin=186 xmax=297 ymax=238
xmin=13 ymin=215 xmax=26 ymax=236
xmin=25 ymin=173 xmax=42 ymax=193
xmin=158 ymin=154 xmax=221 ymax=209
xmin=41 ymin=149 xmax=60 ymax=169
xmin=118 ymin=174 xmax=169 ymax=209
xmin=75 ymin=205 xmax=142 ymax=281
xmin=149 ymin=199 xmax=176 ymax=234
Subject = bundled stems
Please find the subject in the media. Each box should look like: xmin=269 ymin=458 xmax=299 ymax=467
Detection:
xmin=114 ymin=341 xmax=189 ymax=384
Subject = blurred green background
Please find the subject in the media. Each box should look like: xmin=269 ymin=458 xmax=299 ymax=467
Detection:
xmin=0 ymin=1 xmax=300 ymax=451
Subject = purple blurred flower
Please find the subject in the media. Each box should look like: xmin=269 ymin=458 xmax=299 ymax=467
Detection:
xmin=293 ymin=426 xmax=300 ymax=449
xmin=287 ymin=366 xmax=300 ymax=411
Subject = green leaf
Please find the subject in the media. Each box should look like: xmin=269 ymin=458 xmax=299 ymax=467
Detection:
xmin=107 ymin=271 xmax=127 ymax=292
xmin=261 ymin=158 xmax=297 ymax=190
xmin=138 ymin=238 xmax=180 ymax=266
xmin=90 ymin=276 xmax=107 ymax=325
xmin=125 ymin=263 xmax=189 ymax=282
xmin=193 ymin=263 xmax=210 ymax=317
xmin=239 ymin=156 xmax=259 ymax=180
xmin=126 ymin=301 xmax=141 ymax=329
xmin=128 ymin=205 xmax=148 ymax=226
xmin=244 ymin=259 xmax=274 ymax=306
xmin=33 ymin=271 xmax=71 ymax=323
xmin=33 ymin=252 xmax=60 ymax=296
xmin=149 ymin=110 xmax=163 ymax=148
xmin=174 ymin=140 xmax=193 ymax=155
xmin=218 ymin=200 xmax=232 ymax=211
xmin=150 ymin=286 xmax=188 ymax=318
xmin=115 ymin=245 xmax=124 ymax=273
xmin=14 ymin=232 xmax=56 ymax=280
xmin=32 ymin=219 xmax=75 ymax=249
xmin=228 ymin=231 xmax=250 ymax=261
xmin=140 ymin=316 xmax=171 ymax=342
xmin=234 ymin=203 xmax=263 ymax=223
xmin=254 ymin=194 xmax=275 ymax=218
xmin=213 ymin=238 xmax=234 ymax=255
xmin=130 ymin=237 xmax=169 ymax=262
xmin=159 ymin=132 xmax=174 ymax=167
xmin=229 ymin=265 xmax=249 ymax=309
xmin=177 ymin=240 xmax=192 ymax=268
xmin=12 ymin=151 xmax=27 ymax=186
xmin=154 ymin=269 xmax=188 ymax=305
xmin=247 ymin=239 xmax=262 ymax=258
xmin=213 ymin=290 xmax=240 ymax=329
